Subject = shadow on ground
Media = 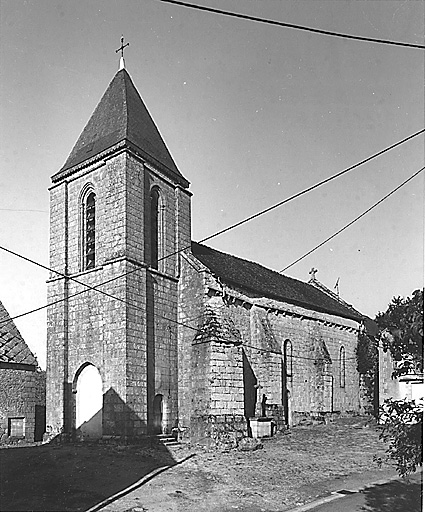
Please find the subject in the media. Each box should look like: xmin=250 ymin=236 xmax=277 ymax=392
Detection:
xmin=361 ymin=477 xmax=423 ymax=512
xmin=0 ymin=441 xmax=177 ymax=511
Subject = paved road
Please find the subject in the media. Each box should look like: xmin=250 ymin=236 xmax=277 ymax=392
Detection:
xmin=302 ymin=470 xmax=422 ymax=512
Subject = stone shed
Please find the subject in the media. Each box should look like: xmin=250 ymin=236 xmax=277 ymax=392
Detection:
xmin=0 ymin=300 xmax=46 ymax=443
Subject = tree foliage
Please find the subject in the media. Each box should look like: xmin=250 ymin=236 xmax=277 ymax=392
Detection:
xmin=375 ymin=288 xmax=423 ymax=378
xmin=378 ymin=398 xmax=423 ymax=476
xmin=356 ymin=332 xmax=378 ymax=414
xmin=375 ymin=289 xmax=424 ymax=476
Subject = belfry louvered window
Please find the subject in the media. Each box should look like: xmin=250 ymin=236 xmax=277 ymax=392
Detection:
xmin=84 ymin=192 xmax=96 ymax=270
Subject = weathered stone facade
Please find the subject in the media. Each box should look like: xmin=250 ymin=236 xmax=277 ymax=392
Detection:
xmin=0 ymin=300 xmax=46 ymax=443
xmin=177 ymin=251 xmax=364 ymax=441
xmin=0 ymin=368 xmax=46 ymax=442
xmin=47 ymin=147 xmax=191 ymax=438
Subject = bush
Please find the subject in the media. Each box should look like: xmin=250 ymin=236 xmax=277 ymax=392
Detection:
xmin=378 ymin=398 xmax=423 ymax=476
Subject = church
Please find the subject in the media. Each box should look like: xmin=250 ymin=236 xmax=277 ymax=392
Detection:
xmin=46 ymin=52 xmax=370 ymax=443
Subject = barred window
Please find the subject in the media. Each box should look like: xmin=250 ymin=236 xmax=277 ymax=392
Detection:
xmin=284 ymin=339 xmax=293 ymax=386
xmin=339 ymin=346 xmax=346 ymax=388
xmin=81 ymin=189 xmax=96 ymax=271
xmin=85 ymin=192 xmax=96 ymax=269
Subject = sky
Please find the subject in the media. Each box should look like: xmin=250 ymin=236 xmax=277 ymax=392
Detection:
xmin=0 ymin=0 xmax=423 ymax=369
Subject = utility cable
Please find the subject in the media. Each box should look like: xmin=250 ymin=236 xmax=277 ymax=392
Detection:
xmin=0 ymin=208 xmax=48 ymax=213
xmin=0 ymin=246 xmax=149 ymax=311
xmin=281 ymin=166 xmax=425 ymax=272
xmin=198 ymin=129 xmax=424 ymax=245
xmin=160 ymin=0 xmax=425 ymax=50
xmin=1 ymin=128 xmax=423 ymax=325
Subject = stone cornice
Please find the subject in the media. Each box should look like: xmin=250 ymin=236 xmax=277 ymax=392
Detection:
xmin=51 ymin=140 xmax=190 ymax=189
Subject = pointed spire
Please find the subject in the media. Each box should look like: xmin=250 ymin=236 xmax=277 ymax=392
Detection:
xmin=53 ymin=65 xmax=189 ymax=188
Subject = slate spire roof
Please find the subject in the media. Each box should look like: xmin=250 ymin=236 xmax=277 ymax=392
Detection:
xmin=0 ymin=300 xmax=37 ymax=367
xmin=192 ymin=242 xmax=364 ymax=322
xmin=52 ymin=68 xmax=188 ymax=186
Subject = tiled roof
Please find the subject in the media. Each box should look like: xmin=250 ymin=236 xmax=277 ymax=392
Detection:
xmin=52 ymin=69 xmax=188 ymax=185
xmin=0 ymin=300 xmax=37 ymax=367
xmin=192 ymin=242 xmax=363 ymax=322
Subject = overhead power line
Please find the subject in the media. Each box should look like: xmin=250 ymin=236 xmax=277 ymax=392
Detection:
xmin=160 ymin=0 xmax=425 ymax=50
xmin=0 ymin=208 xmax=48 ymax=213
xmin=199 ymin=129 xmax=425 ymax=245
xmin=281 ymin=166 xmax=425 ymax=272
xmin=0 ymin=128 xmax=423 ymax=325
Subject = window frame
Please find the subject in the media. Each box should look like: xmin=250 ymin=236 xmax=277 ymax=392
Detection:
xmin=339 ymin=346 xmax=346 ymax=388
xmin=80 ymin=185 xmax=96 ymax=272
xmin=8 ymin=417 xmax=25 ymax=438
xmin=150 ymin=187 xmax=165 ymax=271
xmin=284 ymin=339 xmax=293 ymax=387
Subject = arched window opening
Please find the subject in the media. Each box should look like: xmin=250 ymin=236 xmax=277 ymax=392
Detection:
xmin=284 ymin=339 xmax=293 ymax=387
xmin=150 ymin=188 xmax=161 ymax=269
xmin=84 ymin=192 xmax=96 ymax=270
xmin=339 ymin=346 xmax=346 ymax=388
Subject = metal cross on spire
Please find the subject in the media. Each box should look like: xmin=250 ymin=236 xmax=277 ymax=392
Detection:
xmin=115 ymin=36 xmax=129 ymax=70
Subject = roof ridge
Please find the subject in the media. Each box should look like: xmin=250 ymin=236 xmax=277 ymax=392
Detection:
xmin=191 ymin=241 xmax=362 ymax=321
xmin=194 ymin=241 xmax=305 ymax=283
xmin=121 ymin=69 xmax=130 ymax=142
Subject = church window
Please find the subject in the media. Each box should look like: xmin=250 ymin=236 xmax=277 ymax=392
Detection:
xmin=284 ymin=339 xmax=293 ymax=386
xmin=150 ymin=187 xmax=163 ymax=270
xmin=339 ymin=346 xmax=346 ymax=388
xmin=81 ymin=189 xmax=96 ymax=271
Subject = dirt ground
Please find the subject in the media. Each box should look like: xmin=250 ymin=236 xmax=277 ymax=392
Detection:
xmin=0 ymin=417 xmax=411 ymax=512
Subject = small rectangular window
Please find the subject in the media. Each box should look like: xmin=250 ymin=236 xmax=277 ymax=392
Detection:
xmin=8 ymin=417 xmax=25 ymax=437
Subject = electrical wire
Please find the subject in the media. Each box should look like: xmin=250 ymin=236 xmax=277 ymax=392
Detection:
xmin=281 ymin=166 xmax=425 ymax=272
xmin=198 ymin=129 xmax=424 ymax=245
xmin=1 ymin=129 xmax=423 ymax=326
xmin=0 ymin=209 xmax=48 ymax=213
xmin=159 ymin=0 xmax=425 ymax=50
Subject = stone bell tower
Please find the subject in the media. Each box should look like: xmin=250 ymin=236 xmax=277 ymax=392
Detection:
xmin=46 ymin=47 xmax=191 ymax=439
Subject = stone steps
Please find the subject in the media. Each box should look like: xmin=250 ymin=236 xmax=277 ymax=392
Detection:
xmin=155 ymin=434 xmax=179 ymax=447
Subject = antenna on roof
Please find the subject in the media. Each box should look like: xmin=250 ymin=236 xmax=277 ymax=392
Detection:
xmin=115 ymin=35 xmax=129 ymax=70
xmin=334 ymin=277 xmax=340 ymax=297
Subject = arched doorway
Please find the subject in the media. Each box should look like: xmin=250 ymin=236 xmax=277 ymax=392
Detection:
xmin=153 ymin=394 xmax=163 ymax=434
xmin=75 ymin=364 xmax=103 ymax=439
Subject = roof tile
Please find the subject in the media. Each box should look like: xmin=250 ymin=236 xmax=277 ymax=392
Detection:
xmin=192 ymin=242 xmax=363 ymax=321
xmin=53 ymin=69 xmax=188 ymax=186
xmin=0 ymin=300 xmax=37 ymax=367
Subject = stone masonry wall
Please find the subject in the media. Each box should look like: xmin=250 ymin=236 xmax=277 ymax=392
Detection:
xmin=47 ymin=149 xmax=190 ymax=437
xmin=0 ymin=368 xmax=45 ymax=443
xmin=178 ymin=258 xmax=362 ymax=441
xmin=178 ymin=253 xmax=206 ymax=434
xmin=220 ymin=290 xmax=362 ymax=424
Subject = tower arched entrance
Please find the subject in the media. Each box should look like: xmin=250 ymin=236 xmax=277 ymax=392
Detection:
xmin=74 ymin=363 xmax=103 ymax=439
